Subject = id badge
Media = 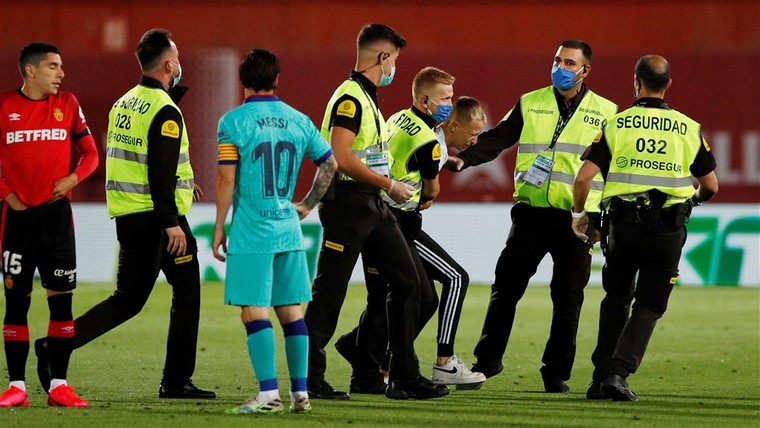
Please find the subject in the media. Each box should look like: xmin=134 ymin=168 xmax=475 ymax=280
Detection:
xmin=523 ymin=151 xmax=554 ymax=187
xmin=366 ymin=152 xmax=389 ymax=176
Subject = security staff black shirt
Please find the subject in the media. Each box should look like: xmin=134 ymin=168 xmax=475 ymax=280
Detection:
xmin=327 ymin=70 xmax=375 ymax=135
xmin=582 ymin=98 xmax=717 ymax=178
xmin=139 ymin=76 xmax=187 ymax=228
xmin=458 ymin=85 xmax=589 ymax=170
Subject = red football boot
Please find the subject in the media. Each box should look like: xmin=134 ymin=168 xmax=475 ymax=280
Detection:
xmin=48 ymin=384 xmax=88 ymax=407
xmin=0 ymin=386 xmax=29 ymax=407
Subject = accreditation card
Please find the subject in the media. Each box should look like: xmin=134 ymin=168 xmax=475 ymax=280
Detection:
xmin=366 ymin=152 xmax=390 ymax=177
xmin=523 ymin=151 xmax=553 ymax=187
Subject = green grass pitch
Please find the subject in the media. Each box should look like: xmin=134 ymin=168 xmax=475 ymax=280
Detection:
xmin=1 ymin=282 xmax=758 ymax=427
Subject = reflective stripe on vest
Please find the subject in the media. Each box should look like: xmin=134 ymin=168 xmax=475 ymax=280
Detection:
xmin=515 ymin=86 xmax=617 ymax=212
xmin=384 ymin=108 xmax=437 ymax=210
xmin=106 ymin=147 xmax=190 ymax=165
xmin=105 ymin=178 xmax=195 ymax=194
xmin=603 ymin=106 xmax=701 ymax=208
xmin=105 ymin=85 xmax=194 ymax=217
xmin=321 ymin=79 xmax=388 ymax=182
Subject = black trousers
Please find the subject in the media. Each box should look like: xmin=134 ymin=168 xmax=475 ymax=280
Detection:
xmin=73 ymin=212 xmax=201 ymax=384
xmin=335 ymin=223 xmax=438 ymax=378
xmin=592 ymin=218 xmax=685 ymax=380
xmin=473 ymin=203 xmax=592 ymax=380
xmin=338 ymin=225 xmax=470 ymax=374
xmin=304 ymin=186 xmax=422 ymax=382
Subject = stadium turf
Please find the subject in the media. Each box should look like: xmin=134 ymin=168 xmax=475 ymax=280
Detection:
xmin=1 ymin=282 xmax=758 ymax=427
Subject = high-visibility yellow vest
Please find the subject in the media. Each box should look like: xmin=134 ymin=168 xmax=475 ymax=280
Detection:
xmin=321 ymin=79 xmax=389 ymax=182
xmin=384 ymin=108 xmax=437 ymax=210
xmin=603 ymin=106 xmax=702 ymax=208
xmin=515 ymin=86 xmax=617 ymax=212
xmin=105 ymin=85 xmax=194 ymax=217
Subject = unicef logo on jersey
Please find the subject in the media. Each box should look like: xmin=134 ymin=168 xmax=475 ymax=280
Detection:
xmin=615 ymin=156 xmax=628 ymax=168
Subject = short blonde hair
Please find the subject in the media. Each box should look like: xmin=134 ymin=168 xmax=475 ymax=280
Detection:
xmin=412 ymin=67 xmax=455 ymax=101
xmin=450 ymin=96 xmax=486 ymax=124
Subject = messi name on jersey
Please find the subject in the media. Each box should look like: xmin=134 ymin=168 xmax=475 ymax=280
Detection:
xmin=6 ymin=128 xmax=67 ymax=144
xmin=257 ymin=117 xmax=289 ymax=129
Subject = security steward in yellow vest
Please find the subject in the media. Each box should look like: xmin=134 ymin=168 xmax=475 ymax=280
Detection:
xmin=333 ymin=104 xmax=445 ymax=391
xmin=383 ymin=106 xmax=443 ymax=341
xmin=454 ymin=40 xmax=617 ymax=393
xmin=573 ymin=55 xmax=718 ymax=401
xmin=303 ymin=23 xmax=448 ymax=401
xmin=68 ymin=29 xmax=215 ymax=399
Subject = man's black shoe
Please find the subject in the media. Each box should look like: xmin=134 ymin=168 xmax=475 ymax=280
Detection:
xmin=470 ymin=361 xmax=504 ymax=379
xmin=158 ymin=380 xmax=216 ymax=399
xmin=540 ymin=367 xmax=570 ymax=393
xmin=586 ymin=381 xmax=611 ymax=399
xmin=601 ymin=374 xmax=638 ymax=402
xmin=334 ymin=336 xmax=356 ymax=366
xmin=350 ymin=374 xmax=386 ymax=394
xmin=307 ymin=379 xmax=350 ymax=400
xmin=34 ymin=338 xmax=51 ymax=393
xmin=385 ymin=375 xmax=450 ymax=400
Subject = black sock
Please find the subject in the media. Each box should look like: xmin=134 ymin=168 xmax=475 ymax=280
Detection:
xmin=47 ymin=293 xmax=74 ymax=380
xmin=3 ymin=295 xmax=31 ymax=382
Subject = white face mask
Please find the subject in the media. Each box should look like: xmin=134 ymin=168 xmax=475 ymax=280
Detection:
xmin=378 ymin=56 xmax=395 ymax=87
xmin=170 ymin=61 xmax=182 ymax=88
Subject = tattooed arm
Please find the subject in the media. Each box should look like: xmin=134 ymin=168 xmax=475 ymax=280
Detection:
xmin=294 ymin=154 xmax=338 ymax=220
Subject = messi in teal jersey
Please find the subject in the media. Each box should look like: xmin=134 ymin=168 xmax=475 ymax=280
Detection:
xmin=213 ymin=49 xmax=337 ymax=415
xmin=217 ymin=95 xmax=333 ymax=255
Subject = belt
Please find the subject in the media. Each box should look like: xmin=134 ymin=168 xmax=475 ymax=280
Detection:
xmin=608 ymin=198 xmax=691 ymax=229
xmin=335 ymin=181 xmax=379 ymax=194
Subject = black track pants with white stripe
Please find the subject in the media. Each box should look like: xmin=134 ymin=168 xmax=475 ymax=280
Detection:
xmin=414 ymin=230 xmax=470 ymax=357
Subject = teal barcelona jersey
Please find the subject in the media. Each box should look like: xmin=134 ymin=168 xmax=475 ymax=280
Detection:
xmin=217 ymin=95 xmax=332 ymax=254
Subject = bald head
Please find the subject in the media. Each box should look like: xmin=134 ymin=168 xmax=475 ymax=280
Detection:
xmin=635 ymin=55 xmax=671 ymax=92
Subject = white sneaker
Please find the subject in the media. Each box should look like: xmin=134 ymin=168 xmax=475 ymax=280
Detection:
xmin=431 ymin=356 xmax=487 ymax=385
xmin=289 ymin=391 xmax=312 ymax=413
xmin=225 ymin=394 xmax=284 ymax=415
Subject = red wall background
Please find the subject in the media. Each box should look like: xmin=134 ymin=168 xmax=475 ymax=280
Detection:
xmin=0 ymin=1 xmax=757 ymax=202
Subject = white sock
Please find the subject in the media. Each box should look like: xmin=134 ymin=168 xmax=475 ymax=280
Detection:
xmin=50 ymin=379 xmax=67 ymax=391
xmin=9 ymin=381 xmax=25 ymax=392
xmin=259 ymin=389 xmax=280 ymax=402
xmin=289 ymin=390 xmax=308 ymax=399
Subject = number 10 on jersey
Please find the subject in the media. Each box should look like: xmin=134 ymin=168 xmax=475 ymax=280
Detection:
xmin=253 ymin=140 xmax=297 ymax=198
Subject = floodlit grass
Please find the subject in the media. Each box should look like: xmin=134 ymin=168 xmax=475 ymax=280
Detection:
xmin=1 ymin=282 xmax=758 ymax=427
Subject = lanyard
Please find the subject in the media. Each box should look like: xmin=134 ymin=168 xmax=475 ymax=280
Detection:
xmin=548 ymin=103 xmax=579 ymax=150
xmin=352 ymin=77 xmax=383 ymax=148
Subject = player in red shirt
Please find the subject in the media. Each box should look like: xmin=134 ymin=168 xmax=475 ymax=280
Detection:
xmin=0 ymin=42 xmax=98 ymax=408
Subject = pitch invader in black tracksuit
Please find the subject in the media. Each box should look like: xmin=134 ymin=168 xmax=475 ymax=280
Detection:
xmin=336 ymin=88 xmax=490 ymax=391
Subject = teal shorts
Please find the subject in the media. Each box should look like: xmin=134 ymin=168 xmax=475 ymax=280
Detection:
xmin=224 ymin=251 xmax=312 ymax=307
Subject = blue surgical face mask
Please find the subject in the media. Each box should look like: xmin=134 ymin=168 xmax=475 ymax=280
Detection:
xmin=378 ymin=57 xmax=395 ymax=87
xmin=551 ymin=65 xmax=584 ymax=90
xmin=170 ymin=61 xmax=182 ymax=88
xmin=427 ymin=97 xmax=453 ymax=122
